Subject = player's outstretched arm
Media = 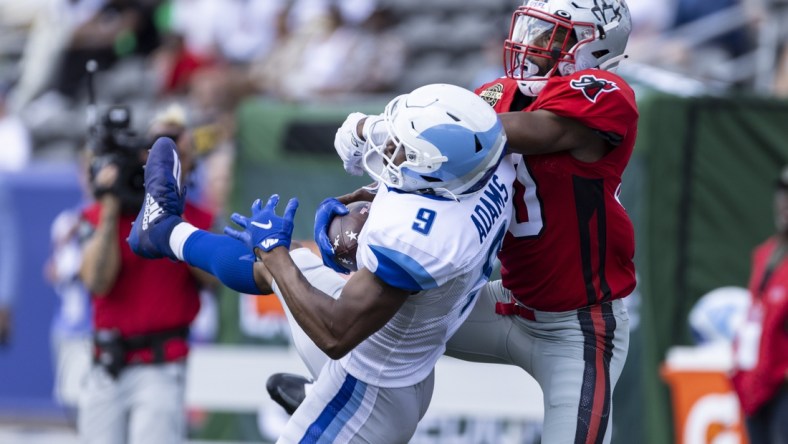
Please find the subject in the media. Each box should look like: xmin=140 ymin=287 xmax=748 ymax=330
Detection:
xmin=498 ymin=110 xmax=610 ymax=161
xmin=227 ymin=193 xmax=409 ymax=359
xmin=260 ymin=248 xmax=409 ymax=360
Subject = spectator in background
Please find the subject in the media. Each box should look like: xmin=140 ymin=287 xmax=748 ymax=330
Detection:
xmin=45 ymin=150 xmax=95 ymax=410
xmin=672 ymin=0 xmax=750 ymax=57
xmin=153 ymin=0 xmax=287 ymax=109
xmin=248 ymin=0 xmax=405 ymax=101
xmin=50 ymin=0 xmax=160 ymax=103
xmin=0 ymin=81 xmax=32 ymax=171
xmin=0 ymin=79 xmax=32 ymax=345
xmin=288 ymin=2 xmax=405 ymax=98
xmin=0 ymin=187 xmax=17 ymax=346
xmin=248 ymin=0 xmax=335 ymax=99
xmin=337 ymin=3 xmax=406 ymax=94
xmin=11 ymin=0 xmax=160 ymax=113
xmin=9 ymin=0 xmax=99 ymax=112
xmin=76 ymin=107 xmax=215 ymax=443
xmin=731 ymin=165 xmax=788 ymax=444
xmin=46 ymin=202 xmax=93 ymax=411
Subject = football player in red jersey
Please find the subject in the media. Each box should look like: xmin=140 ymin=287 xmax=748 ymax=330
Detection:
xmin=450 ymin=2 xmax=636 ymax=442
xmin=308 ymin=0 xmax=638 ymax=442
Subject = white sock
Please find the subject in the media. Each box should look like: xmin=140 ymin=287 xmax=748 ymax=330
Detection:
xmin=169 ymin=222 xmax=198 ymax=261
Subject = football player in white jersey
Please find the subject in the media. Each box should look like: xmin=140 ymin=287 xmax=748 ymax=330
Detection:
xmin=314 ymin=2 xmax=637 ymax=442
xmin=128 ymin=83 xmax=515 ymax=443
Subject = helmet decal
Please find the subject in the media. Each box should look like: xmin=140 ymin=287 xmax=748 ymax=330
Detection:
xmin=586 ymin=0 xmax=625 ymax=25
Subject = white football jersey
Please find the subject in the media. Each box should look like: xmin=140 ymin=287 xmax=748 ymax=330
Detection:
xmin=342 ymin=156 xmax=516 ymax=388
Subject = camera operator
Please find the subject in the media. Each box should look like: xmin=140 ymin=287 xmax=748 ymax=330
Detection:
xmin=77 ymin=105 xmax=215 ymax=444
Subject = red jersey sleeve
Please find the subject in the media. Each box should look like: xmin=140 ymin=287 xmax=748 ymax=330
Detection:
xmin=530 ymin=70 xmax=638 ymax=141
xmin=475 ymin=78 xmax=523 ymax=114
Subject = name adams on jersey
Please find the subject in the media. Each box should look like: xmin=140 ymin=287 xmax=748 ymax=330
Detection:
xmin=472 ymin=174 xmax=511 ymax=244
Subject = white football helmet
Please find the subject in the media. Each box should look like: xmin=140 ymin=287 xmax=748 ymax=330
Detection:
xmin=362 ymin=84 xmax=507 ymax=199
xmin=688 ymin=286 xmax=750 ymax=345
xmin=505 ymin=0 xmax=632 ymax=96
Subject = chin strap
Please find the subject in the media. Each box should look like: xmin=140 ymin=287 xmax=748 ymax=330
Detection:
xmin=362 ymin=181 xmax=381 ymax=194
xmin=435 ymin=188 xmax=459 ymax=202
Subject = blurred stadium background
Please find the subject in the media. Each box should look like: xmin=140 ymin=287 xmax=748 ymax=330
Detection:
xmin=1 ymin=0 xmax=788 ymax=443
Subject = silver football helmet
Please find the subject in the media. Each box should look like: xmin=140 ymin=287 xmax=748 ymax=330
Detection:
xmin=362 ymin=84 xmax=507 ymax=199
xmin=504 ymin=0 xmax=632 ymax=96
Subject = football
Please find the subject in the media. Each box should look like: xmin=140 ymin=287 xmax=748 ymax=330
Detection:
xmin=327 ymin=201 xmax=371 ymax=272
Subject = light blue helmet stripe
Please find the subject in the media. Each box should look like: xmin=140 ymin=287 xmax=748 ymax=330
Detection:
xmin=403 ymin=119 xmax=504 ymax=184
xmin=369 ymin=245 xmax=438 ymax=292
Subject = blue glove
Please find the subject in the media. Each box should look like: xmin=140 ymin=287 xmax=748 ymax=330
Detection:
xmin=313 ymin=197 xmax=350 ymax=274
xmin=225 ymin=194 xmax=299 ymax=254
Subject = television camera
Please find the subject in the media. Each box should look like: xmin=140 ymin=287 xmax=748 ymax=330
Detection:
xmin=85 ymin=61 xmax=147 ymax=212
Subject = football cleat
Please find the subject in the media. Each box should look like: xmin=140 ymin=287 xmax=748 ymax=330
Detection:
xmin=128 ymin=137 xmax=185 ymax=260
xmin=266 ymin=372 xmax=313 ymax=415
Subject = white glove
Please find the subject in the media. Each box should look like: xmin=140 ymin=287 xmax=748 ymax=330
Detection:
xmin=334 ymin=112 xmax=385 ymax=176
xmin=334 ymin=112 xmax=368 ymax=176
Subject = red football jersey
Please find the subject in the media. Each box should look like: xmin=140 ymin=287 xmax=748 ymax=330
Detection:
xmin=83 ymin=202 xmax=214 ymax=360
xmin=731 ymin=237 xmax=788 ymax=415
xmin=476 ymin=71 xmax=638 ymax=311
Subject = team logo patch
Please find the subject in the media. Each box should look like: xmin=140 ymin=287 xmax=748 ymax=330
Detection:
xmin=570 ymin=75 xmax=619 ymax=103
xmin=479 ymin=83 xmax=504 ymax=107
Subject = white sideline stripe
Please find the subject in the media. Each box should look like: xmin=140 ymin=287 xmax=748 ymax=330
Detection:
xmin=185 ymin=345 xmax=545 ymax=420
xmin=56 ymin=342 xmax=544 ymax=421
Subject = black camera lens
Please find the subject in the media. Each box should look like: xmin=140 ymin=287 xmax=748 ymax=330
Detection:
xmin=104 ymin=105 xmax=131 ymax=129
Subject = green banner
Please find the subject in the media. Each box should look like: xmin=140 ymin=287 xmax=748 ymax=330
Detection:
xmin=639 ymin=94 xmax=788 ymax=444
